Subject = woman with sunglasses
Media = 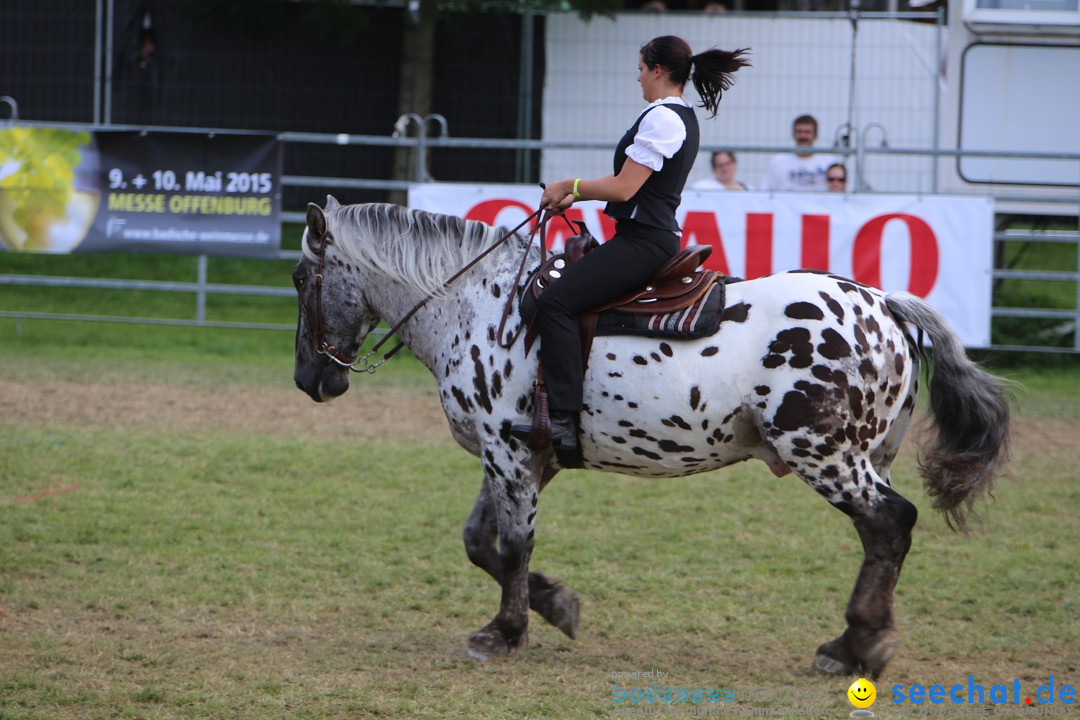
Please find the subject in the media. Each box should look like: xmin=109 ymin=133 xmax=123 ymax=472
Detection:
xmin=825 ymin=163 xmax=848 ymax=192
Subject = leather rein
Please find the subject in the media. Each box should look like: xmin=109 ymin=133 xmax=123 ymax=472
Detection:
xmin=311 ymin=204 xmax=564 ymax=374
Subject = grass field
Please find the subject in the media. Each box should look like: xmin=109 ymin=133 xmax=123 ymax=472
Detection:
xmin=1 ymin=317 xmax=1078 ymax=719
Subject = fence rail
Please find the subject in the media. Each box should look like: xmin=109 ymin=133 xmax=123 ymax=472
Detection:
xmin=2 ymin=229 xmax=1077 ymax=353
xmin=1 ymin=127 xmax=1077 ymax=353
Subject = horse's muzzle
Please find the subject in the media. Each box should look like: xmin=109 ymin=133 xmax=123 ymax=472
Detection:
xmin=294 ymin=361 xmax=350 ymax=402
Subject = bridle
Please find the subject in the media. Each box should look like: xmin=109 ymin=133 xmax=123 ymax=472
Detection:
xmin=309 ymin=204 xmax=564 ymax=374
xmin=310 ymin=229 xmax=369 ymax=370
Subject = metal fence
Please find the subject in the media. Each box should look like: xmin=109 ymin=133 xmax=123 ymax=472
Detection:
xmin=1 ymin=120 xmax=1078 ymax=352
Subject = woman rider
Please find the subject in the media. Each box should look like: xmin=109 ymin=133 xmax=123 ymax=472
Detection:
xmin=513 ymin=36 xmax=749 ymax=452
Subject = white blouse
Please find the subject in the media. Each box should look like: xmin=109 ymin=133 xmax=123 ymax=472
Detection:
xmin=624 ymin=96 xmax=690 ymax=172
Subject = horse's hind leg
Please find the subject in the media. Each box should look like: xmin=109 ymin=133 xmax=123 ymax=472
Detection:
xmin=462 ymin=470 xmax=580 ymax=640
xmin=814 ymin=378 xmax=920 ymax=675
xmin=813 ymin=468 xmax=917 ymax=679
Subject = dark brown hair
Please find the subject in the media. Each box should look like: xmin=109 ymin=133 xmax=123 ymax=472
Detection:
xmin=640 ymin=35 xmax=750 ymax=118
xmin=794 ymin=114 xmax=819 ymax=132
xmin=711 ymin=150 xmax=737 ymax=165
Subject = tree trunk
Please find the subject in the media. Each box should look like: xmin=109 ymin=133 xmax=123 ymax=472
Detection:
xmin=389 ymin=3 xmax=435 ymax=206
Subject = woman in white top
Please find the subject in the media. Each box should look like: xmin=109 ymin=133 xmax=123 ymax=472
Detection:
xmin=692 ymin=150 xmax=751 ymax=191
xmin=511 ymin=36 xmax=750 ymax=452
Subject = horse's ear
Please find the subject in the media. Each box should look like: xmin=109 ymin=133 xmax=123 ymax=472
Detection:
xmin=325 ymin=195 xmax=341 ymax=211
xmin=307 ymin=202 xmax=327 ymax=241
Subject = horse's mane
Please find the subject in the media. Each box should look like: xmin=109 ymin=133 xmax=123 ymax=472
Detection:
xmin=303 ymin=203 xmax=529 ymax=297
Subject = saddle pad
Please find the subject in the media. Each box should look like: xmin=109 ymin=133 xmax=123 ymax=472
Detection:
xmin=594 ymin=279 xmax=726 ymax=340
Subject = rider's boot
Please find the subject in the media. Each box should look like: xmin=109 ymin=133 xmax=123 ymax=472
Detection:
xmin=548 ymin=410 xmax=578 ymax=451
xmin=510 ymin=410 xmax=578 ymax=451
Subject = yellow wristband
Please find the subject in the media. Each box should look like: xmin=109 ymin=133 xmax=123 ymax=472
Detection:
xmin=572 ymin=178 xmax=582 ymax=198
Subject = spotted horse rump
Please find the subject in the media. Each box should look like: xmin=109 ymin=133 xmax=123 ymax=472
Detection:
xmin=292 ymin=198 xmax=1012 ymax=678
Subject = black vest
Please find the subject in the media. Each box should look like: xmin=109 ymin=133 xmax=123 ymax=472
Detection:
xmin=604 ymin=103 xmax=700 ymax=233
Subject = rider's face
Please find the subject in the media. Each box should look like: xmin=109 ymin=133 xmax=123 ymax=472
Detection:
xmin=637 ymin=54 xmax=662 ymax=102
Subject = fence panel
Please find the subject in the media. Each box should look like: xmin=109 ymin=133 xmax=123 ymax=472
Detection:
xmin=1 ymin=127 xmax=1077 ymax=353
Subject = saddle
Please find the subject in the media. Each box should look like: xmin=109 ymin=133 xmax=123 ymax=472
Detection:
xmin=522 ymin=238 xmax=722 ymax=365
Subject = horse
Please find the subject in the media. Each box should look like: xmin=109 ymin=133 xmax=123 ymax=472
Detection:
xmin=291 ymin=196 xmax=1011 ymax=677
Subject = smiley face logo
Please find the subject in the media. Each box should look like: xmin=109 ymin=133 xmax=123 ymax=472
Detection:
xmin=848 ymin=678 xmax=877 ymax=709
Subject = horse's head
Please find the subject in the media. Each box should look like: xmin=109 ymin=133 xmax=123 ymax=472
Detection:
xmin=292 ymin=197 xmax=379 ymax=402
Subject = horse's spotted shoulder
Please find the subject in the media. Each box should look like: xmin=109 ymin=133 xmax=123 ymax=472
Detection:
xmin=469 ymin=344 xmax=493 ymax=414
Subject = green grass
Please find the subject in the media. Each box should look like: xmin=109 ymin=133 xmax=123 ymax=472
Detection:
xmin=1 ymin=338 xmax=1079 ymax=718
xmin=0 ymin=252 xmax=297 ymax=325
xmin=0 ymin=223 xmax=305 ymax=326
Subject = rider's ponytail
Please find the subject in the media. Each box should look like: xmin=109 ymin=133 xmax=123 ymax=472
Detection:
xmin=691 ymin=47 xmax=751 ymax=118
xmin=640 ymin=37 xmax=750 ymax=119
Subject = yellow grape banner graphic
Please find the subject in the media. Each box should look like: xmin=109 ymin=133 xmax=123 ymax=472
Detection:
xmin=0 ymin=126 xmax=281 ymax=257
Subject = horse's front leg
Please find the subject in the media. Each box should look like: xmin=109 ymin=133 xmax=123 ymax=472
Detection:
xmin=466 ymin=449 xmax=544 ymax=660
xmin=463 ymin=469 xmax=580 ymax=640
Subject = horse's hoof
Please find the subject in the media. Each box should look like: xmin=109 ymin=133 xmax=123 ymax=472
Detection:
xmin=812 ymin=653 xmax=854 ymax=676
xmin=467 ymin=627 xmax=510 ymax=661
xmin=548 ymin=585 xmax=580 ymax=639
xmin=466 ymin=626 xmax=526 ymax=661
xmin=530 ymin=573 xmax=581 ymax=639
xmin=812 ymin=636 xmax=857 ymax=676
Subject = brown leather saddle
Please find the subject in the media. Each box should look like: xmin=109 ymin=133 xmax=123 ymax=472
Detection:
xmin=523 ymin=241 xmax=719 ymax=366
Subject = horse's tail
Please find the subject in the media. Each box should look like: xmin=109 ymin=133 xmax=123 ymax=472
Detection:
xmin=885 ymin=291 xmax=1012 ymax=532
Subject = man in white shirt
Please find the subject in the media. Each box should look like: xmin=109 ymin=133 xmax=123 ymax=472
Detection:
xmin=762 ymin=114 xmax=838 ymax=192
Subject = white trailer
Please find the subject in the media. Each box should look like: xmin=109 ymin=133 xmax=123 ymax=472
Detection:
xmin=936 ymin=0 xmax=1080 ymax=215
xmin=541 ymin=7 xmax=1080 ymax=215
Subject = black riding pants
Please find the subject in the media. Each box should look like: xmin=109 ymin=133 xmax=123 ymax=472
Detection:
xmin=536 ymin=220 xmax=680 ymax=413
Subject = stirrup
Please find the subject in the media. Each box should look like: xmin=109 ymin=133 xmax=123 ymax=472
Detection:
xmin=510 ymin=381 xmax=551 ymax=451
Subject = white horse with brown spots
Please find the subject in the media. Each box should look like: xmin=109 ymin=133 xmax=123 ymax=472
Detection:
xmin=292 ymin=197 xmax=1010 ymax=677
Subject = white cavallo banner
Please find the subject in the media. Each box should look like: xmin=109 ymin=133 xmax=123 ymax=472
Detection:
xmin=409 ymin=184 xmax=994 ymax=348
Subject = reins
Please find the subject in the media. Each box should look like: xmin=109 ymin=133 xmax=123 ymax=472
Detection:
xmin=313 ymin=203 xmax=569 ymax=374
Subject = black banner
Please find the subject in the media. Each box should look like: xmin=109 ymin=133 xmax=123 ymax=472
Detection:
xmin=0 ymin=126 xmax=282 ymax=257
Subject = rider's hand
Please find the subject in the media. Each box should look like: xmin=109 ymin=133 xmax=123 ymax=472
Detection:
xmin=541 ymin=180 xmax=575 ymax=213
xmin=551 ymin=194 xmax=575 ymax=213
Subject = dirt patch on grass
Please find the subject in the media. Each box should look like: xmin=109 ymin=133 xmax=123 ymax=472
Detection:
xmin=4 ymin=378 xmax=1077 ymax=456
xmin=0 ymin=379 xmax=452 ymax=441
xmin=1009 ymin=415 xmax=1078 ymax=457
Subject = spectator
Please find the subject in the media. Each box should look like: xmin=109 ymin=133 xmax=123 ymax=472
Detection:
xmin=825 ymin=163 xmax=847 ymax=192
xmin=762 ymin=114 xmax=838 ymax=191
xmin=692 ymin=151 xmax=751 ymax=191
